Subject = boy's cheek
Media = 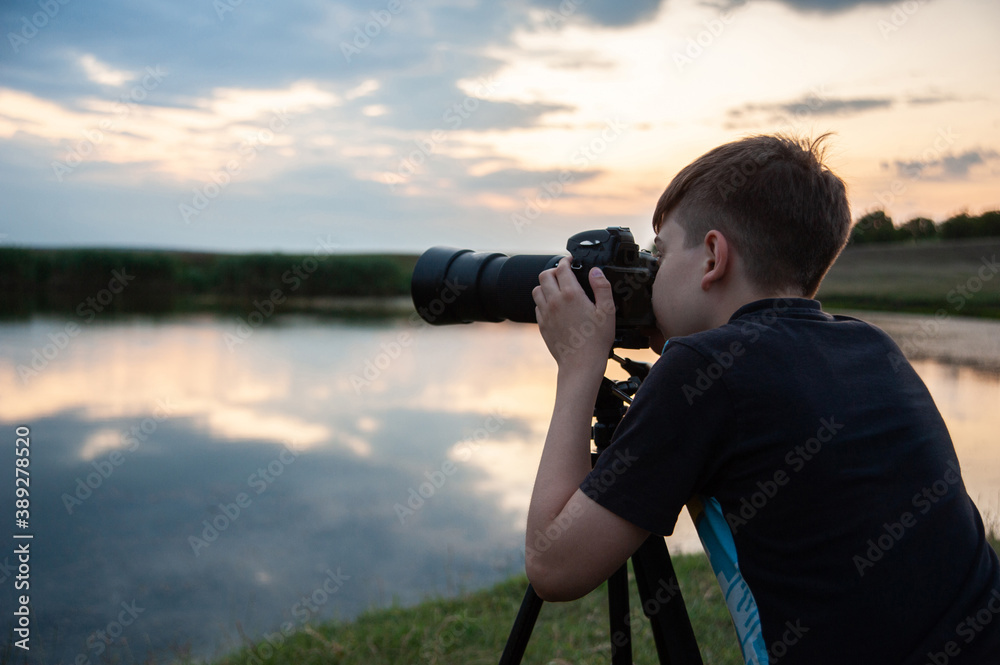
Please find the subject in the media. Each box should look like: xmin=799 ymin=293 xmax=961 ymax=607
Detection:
xmin=649 ymin=287 xmax=671 ymax=347
xmin=644 ymin=292 xmax=668 ymax=351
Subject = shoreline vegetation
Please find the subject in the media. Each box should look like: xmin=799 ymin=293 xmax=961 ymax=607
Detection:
xmin=204 ymin=532 xmax=1000 ymax=665
xmin=1 ymin=235 xmax=998 ymax=319
xmin=0 ymin=247 xmax=418 ymax=318
xmin=209 ymin=550 xmax=744 ymax=665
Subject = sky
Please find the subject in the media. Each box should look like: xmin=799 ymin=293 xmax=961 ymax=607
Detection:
xmin=1 ymin=0 xmax=998 ymax=256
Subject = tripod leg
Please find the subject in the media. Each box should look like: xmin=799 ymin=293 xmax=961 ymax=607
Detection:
xmin=607 ymin=563 xmax=633 ymax=665
xmin=630 ymin=536 xmax=704 ymax=665
xmin=498 ymin=584 xmax=544 ymax=665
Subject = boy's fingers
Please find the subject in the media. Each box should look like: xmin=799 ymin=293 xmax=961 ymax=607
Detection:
xmin=589 ymin=267 xmax=615 ymax=313
xmin=538 ymin=257 xmax=578 ymax=300
xmin=549 ymin=256 xmax=571 ymax=275
xmin=531 ymin=284 xmax=546 ymax=308
xmin=553 ymin=256 xmax=575 ymax=288
xmin=536 ymin=265 xmax=558 ymax=298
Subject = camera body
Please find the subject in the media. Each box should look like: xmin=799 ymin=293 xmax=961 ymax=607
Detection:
xmin=565 ymin=227 xmax=658 ymax=334
xmin=411 ymin=226 xmax=659 ymax=348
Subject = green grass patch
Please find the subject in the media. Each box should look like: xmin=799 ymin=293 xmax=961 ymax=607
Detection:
xmin=207 ymin=551 xmax=741 ymax=665
xmin=818 ymin=238 xmax=1000 ymax=318
xmin=206 ymin=528 xmax=1000 ymax=665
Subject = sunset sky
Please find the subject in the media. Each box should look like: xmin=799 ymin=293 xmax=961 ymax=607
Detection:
xmin=2 ymin=0 xmax=998 ymax=255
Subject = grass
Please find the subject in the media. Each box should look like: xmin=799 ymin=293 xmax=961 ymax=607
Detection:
xmin=818 ymin=237 xmax=1000 ymax=318
xmin=208 ymin=551 xmax=743 ymax=665
xmin=203 ymin=529 xmax=1000 ymax=665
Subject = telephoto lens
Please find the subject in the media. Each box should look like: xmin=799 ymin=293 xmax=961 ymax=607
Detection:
xmin=411 ymin=227 xmax=658 ymax=348
xmin=410 ymin=247 xmax=561 ymax=325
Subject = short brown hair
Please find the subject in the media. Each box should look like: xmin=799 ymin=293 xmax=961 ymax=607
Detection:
xmin=653 ymin=134 xmax=851 ymax=297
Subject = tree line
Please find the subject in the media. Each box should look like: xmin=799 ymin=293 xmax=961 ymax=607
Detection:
xmin=0 ymin=248 xmax=416 ymax=315
xmin=849 ymin=210 xmax=1000 ymax=244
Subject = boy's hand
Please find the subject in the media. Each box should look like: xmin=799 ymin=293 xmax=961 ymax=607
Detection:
xmin=532 ymin=257 xmax=616 ymax=378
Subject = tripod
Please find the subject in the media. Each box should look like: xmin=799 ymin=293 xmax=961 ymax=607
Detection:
xmin=499 ymin=353 xmax=704 ymax=665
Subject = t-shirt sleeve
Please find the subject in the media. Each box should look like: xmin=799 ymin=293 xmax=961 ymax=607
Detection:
xmin=578 ymin=341 xmax=736 ymax=536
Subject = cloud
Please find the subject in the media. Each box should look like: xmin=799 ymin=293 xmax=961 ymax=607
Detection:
xmin=892 ymin=149 xmax=1000 ymax=181
xmin=1 ymin=0 xmax=519 ymax=103
xmin=527 ymin=0 xmax=664 ymax=26
xmin=77 ymin=53 xmax=135 ymax=87
xmin=728 ymin=0 xmax=900 ymax=12
xmin=451 ymin=165 xmax=601 ymax=193
xmin=794 ymin=97 xmax=893 ymax=115
xmin=905 ymin=94 xmax=964 ymax=106
xmin=724 ymin=89 xmax=969 ymax=132
xmin=725 ymin=93 xmax=894 ymax=128
xmin=3 ymin=0 xmax=998 ymax=253
xmin=0 ymin=79 xmax=341 ymax=181
xmin=729 ymin=92 xmax=964 ymax=125
xmin=354 ymin=72 xmax=573 ymax=132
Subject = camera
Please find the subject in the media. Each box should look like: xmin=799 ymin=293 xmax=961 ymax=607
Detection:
xmin=410 ymin=226 xmax=658 ymax=348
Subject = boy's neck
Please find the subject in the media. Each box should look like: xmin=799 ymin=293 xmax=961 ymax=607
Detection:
xmin=707 ymin=284 xmax=807 ymax=330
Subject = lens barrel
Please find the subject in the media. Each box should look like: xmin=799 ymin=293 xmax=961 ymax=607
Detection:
xmin=411 ymin=247 xmax=561 ymax=325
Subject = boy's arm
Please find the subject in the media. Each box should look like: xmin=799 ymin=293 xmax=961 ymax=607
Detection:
xmin=526 ymin=258 xmax=650 ymax=602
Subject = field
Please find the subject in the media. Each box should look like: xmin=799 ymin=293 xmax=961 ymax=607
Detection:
xmin=817 ymin=238 xmax=1000 ymax=318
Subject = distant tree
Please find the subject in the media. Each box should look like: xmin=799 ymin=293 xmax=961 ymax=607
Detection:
xmin=850 ymin=210 xmax=901 ymax=244
xmin=846 ymin=209 xmax=1000 ymax=245
xmin=936 ymin=211 xmax=1000 ymax=239
xmin=899 ymin=216 xmax=937 ymax=241
xmin=939 ymin=212 xmax=977 ymax=239
xmin=975 ymin=210 xmax=1000 ymax=237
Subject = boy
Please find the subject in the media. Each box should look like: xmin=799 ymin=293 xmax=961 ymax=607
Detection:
xmin=526 ymin=135 xmax=1000 ymax=663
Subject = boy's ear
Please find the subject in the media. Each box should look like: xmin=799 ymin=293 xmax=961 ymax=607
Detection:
xmin=700 ymin=229 xmax=730 ymax=291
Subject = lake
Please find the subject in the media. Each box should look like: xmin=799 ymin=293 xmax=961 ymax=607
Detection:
xmin=1 ymin=309 xmax=998 ymax=663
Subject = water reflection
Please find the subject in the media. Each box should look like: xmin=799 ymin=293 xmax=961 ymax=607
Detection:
xmin=0 ymin=317 xmax=539 ymax=662
xmin=0 ymin=312 xmax=997 ymax=662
